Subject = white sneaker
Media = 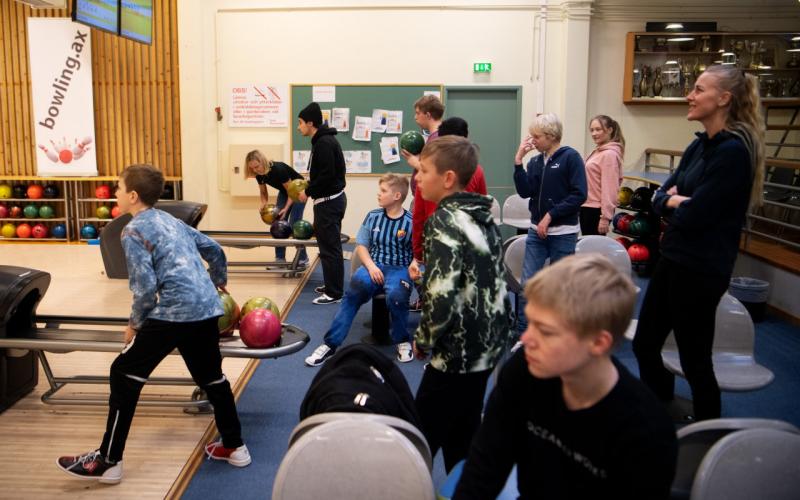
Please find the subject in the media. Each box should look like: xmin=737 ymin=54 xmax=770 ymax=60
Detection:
xmin=397 ymin=342 xmax=413 ymax=363
xmin=204 ymin=441 xmax=251 ymax=467
xmin=305 ymin=344 xmax=335 ymax=367
xmin=312 ymin=293 xmax=341 ymax=305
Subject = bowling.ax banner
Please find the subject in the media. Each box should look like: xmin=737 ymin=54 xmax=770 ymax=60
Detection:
xmin=28 ymin=18 xmax=98 ymax=176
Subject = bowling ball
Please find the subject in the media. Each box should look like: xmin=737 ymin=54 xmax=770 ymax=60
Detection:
xmin=27 ymin=184 xmax=44 ymax=199
xmin=612 ymin=213 xmax=626 ymax=230
xmin=111 ymin=205 xmax=121 ymax=218
xmin=286 ymin=179 xmax=309 ymax=202
xmin=13 ymin=185 xmax=27 ymax=199
xmin=43 ymin=184 xmax=59 ymax=198
xmin=31 ymin=223 xmax=48 ymax=239
xmin=270 ymin=220 xmax=293 ymax=239
xmin=96 ymin=205 xmax=111 ymax=219
xmin=16 ymin=223 xmax=32 ymax=238
xmin=8 ymin=205 xmax=22 ymax=218
xmin=239 ymin=309 xmax=282 ymax=348
xmin=616 ymin=236 xmax=632 ymax=249
xmin=38 ymin=205 xmax=55 ymax=219
xmin=241 ymin=296 xmax=281 ymax=319
xmin=617 ymin=186 xmax=634 ymax=206
xmin=0 ymin=204 xmax=6 ymax=218
xmin=292 ymin=219 xmax=313 ymax=240
xmin=0 ymin=184 xmax=11 ymax=199
xmin=161 ymin=184 xmax=174 ymax=199
xmin=1 ymin=223 xmax=16 ymax=238
xmin=218 ymin=291 xmax=241 ymax=337
xmin=630 ymin=187 xmax=653 ymax=211
xmin=23 ymin=204 xmax=39 ymax=219
xmin=260 ymin=204 xmax=278 ymax=225
xmin=81 ymin=224 xmax=98 ymax=239
xmin=399 ymin=130 xmax=425 ymax=155
xmin=614 ymin=213 xmax=634 ymax=234
xmin=95 ymin=184 xmax=111 ymax=199
xmin=51 ymin=224 xmax=67 ymax=239
xmin=628 ymin=215 xmax=652 ymax=237
xmin=627 ymin=243 xmax=650 ymax=263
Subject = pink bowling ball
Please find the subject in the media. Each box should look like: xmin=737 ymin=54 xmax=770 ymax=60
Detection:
xmin=239 ymin=309 xmax=282 ymax=348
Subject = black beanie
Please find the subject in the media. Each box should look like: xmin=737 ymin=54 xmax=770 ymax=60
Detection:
xmin=298 ymin=102 xmax=323 ymax=127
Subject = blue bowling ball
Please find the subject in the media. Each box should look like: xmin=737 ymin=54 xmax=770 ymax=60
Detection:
xmin=80 ymin=224 xmax=98 ymax=239
xmin=51 ymin=224 xmax=67 ymax=239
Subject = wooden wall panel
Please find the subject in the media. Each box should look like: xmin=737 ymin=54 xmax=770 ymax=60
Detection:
xmin=0 ymin=0 xmax=181 ymax=178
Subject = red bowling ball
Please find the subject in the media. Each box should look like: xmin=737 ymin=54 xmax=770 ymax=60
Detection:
xmin=95 ymin=184 xmax=111 ymax=199
xmin=239 ymin=309 xmax=281 ymax=348
xmin=627 ymin=243 xmax=650 ymax=263
xmin=8 ymin=205 xmax=22 ymax=218
xmin=0 ymin=205 xmax=7 ymax=218
xmin=615 ymin=236 xmax=632 ymax=249
xmin=111 ymin=205 xmax=121 ymax=218
xmin=31 ymin=223 xmax=48 ymax=239
xmin=16 ymin=223 xmax=32 ymax=238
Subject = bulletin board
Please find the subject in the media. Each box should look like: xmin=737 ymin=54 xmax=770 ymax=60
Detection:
xmin=290 ymin=84 xmax=443 ymax=176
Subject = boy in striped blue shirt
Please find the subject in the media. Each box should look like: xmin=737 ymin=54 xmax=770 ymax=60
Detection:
xmin=305 ymin=173 xmax=414 ymax=366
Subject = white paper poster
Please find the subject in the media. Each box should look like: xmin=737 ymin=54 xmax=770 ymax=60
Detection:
xmin=380 ymin=137 xmax=400 ymax=165
xmin=229 ymin=84 xmax=289 ymax=127
xmin=293 ymin=151 xmax=311 ymax=173
xmin=371 ymin=109 xmax=388 ymax=133
xmin=344 ymin=151 xmax=372 ymax=173
xmin=332 ymin=108 xmax=350 ymax=131
xmin=352 ymin=116 xmax=372 ymax=142
xmin=321 ymin=109 xmax=331 ymax=127
xmin=312 ymin=85 xmax=336 ymax=102
xmin=386 ymin=110 xmax=403 ymax=134
xmin=424 ymin=90 xmax=441 ymax=99
xmin=28 ymin=18 xmax=97 ymax=176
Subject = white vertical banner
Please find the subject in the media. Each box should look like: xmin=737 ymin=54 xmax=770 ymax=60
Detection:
xmin=28 ymin=18 xmax=98 ymax=176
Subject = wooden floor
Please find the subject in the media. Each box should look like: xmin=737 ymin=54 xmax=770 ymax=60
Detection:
xmin=0 ymin=243 xmax=312 ymax=499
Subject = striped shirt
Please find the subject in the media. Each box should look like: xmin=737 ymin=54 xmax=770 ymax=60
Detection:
xmin=355 ymin=208 xmax=413 ymax=267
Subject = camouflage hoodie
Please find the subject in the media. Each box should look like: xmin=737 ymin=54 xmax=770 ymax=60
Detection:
xmin=415 ymin=192 xmax=514 ymax=374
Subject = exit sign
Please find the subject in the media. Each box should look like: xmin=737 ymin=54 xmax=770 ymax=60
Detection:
xmin=473 ymin=62 xmax=492 ymax=73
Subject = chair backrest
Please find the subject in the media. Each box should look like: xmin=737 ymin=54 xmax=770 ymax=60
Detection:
xmin=490 ymin=196 xmax=502 ymax=224
xmin=501 ymin=194 xmax=530 ymax=228
xmin=154 ymin=200 xmax=208 ymax=228
xmin=671 ymin=418 xmax=800 ymax=500
xmin=664 ymin=293 xmax=754 ymax=354
xmin=502 ymin=235 xmax=526 ymax=294
xmin=691 ymin=428 xmax=800 ymax=500
xmin=273 ymin=417 xmax=434 ymax=500
xmin=575 ymin=235 xmax=632 ymax=278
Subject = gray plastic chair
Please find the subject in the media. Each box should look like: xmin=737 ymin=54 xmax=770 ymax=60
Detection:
xmin=502 ymin=234 xmax=525 ymax=295
xmin=501 ymin=194 xmax=530 ymax=229
xmin=671 ymin=418 xmax=800 ymax=500
xmin=690 ymin=428 xmax=800 ymax=500
xmin=575 ymin=235 xmax=632 ymax=278
xmin=273 ymin=415 xmax=434 ymax=500
xmin=661 ymin=293 xmax=775 ymax=391
xmin=490 ymin=196 xmax=503 ymax=226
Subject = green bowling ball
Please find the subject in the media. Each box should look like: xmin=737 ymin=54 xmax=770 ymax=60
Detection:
xmin=399 ymin=130 xmax=425 ymax=155
xmin=23 ymin=204 xmax=39 ymax=219
xmin=241 ymin=296 xmax=281 ymax=319
xmin=292 ymin=219 xmax=314 ymax=240
xmin=38 ymin=204 xmax=55 ymax=219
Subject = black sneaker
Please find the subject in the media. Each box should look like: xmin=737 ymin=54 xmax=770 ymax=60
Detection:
xmin=56 ymin=450 xmax=123 ymax=484
xmin=314 ymin=285 xmax=327 ymax=294
xmin=312 ymin=293 xmax=342 ymax=305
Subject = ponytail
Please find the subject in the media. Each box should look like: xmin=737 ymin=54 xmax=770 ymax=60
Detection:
xmin=590 ymin=114 xmax=626 ymax=153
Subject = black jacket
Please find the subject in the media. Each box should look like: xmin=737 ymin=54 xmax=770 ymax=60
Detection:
xmin=306 ymin=125 xmax=346 ymax=199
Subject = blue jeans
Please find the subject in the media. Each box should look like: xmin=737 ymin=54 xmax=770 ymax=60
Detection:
xmin=516 ymin=229 xmax=578 ymax=334
xmin=275 ymin=190 xmax=307 ymax=262
xmin=324 ymin=264 xmax=413 ymax=347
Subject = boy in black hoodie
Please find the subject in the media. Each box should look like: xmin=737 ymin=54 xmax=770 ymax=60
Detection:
xmin=296 ymin=102 xmax=347 ymax=304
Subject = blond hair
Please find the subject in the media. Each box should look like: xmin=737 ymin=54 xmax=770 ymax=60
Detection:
xmin=529 ymin=113 xmax=563 ymax=141
xmin=420 ymin=135 xmax=478 ymax=188
xmin=245 ymin=150 xmax=273 ymax=174
xmin=379 ymin=173 xmax=410 ymax=202
xmin=702 ymin=65 xmax=766 ymax=210
xmin=524 ymin=254 xmax=636 ymax=345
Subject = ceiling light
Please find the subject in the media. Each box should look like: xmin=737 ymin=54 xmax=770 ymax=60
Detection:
xmin=667 ymin=37 xmax=695 ymax=42
xmin=665 ymin=23 xmax=684 ymax=30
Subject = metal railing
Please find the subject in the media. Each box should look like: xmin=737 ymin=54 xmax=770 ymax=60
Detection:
xmin=644 ymin=148 xmax=800 ymax=251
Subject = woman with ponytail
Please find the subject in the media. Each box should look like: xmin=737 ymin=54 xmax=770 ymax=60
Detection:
xmin=633 ymin=65 xmax=765 ymax=421
xmin=580 ymin=115 xmax=625 ymax=235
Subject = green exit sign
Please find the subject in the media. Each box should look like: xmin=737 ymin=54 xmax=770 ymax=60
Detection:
xmin=473 ymin=62 xmax=492 ymax=73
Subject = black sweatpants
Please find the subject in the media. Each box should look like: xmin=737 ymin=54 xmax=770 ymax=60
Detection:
xmin=313 ymin=193 xmax=347 ymax=299
xmin=632 ymin=257 xmax=729 ymax=420
xmin=100 ymin=318 xmax=243 ymax=462
xmin=415 ymin=365 xmax=492 ymax=473
xmin=579 ymin=206 xmax=601 ymax=235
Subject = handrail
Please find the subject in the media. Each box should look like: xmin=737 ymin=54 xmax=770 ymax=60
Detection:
xmin=644 ymin=148 xmax=800 ymax=173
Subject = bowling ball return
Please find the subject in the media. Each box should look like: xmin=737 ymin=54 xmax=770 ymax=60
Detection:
xmin=0 ymin=265 xmax=309 ymax=414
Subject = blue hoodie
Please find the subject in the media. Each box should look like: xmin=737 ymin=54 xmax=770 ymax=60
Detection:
xmin=513 ymin=146 xmax=588 ymax=227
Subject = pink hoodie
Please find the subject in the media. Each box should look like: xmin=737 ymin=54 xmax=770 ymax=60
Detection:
xmin=582 ymin=142 xmax=624 ymax=222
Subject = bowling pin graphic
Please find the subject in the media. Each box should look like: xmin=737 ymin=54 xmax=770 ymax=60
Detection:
xmin=38 ymin=144 xmax=59 ymax=163
xmin=72 ymin=136 xmax=93 ymax=160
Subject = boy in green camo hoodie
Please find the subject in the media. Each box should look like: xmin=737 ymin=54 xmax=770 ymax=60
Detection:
xmin=411 ymin=135 xmax=513 ymax=473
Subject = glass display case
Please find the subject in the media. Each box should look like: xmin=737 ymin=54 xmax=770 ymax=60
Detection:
xmin=623 ymin=32 xmax=800 ymax=104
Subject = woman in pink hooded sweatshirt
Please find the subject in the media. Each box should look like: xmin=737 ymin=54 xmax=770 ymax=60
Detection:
xmin=580 ymin=115 xmax=625 ymax=235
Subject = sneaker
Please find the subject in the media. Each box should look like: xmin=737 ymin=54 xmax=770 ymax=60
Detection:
xmin=56 ymin=450 xmax=123 ymax=484
xmin=314 ymin=285 xmax=327 ymax=294
xmin=297 ymin=259 xmax=310 ymax=270
xmin=397 ymin=342 xmax=413 ymax=363
xmin=409 ymin=299 xmax=423 ymax=312
xmin=267 ymin=258 xmax=288 ymax=270
xmin=313 ymin=293 xmax=342 ymax=305
xmin=305 ymin=344 xmax=335 ymax=366
xmin=204 ymin=441 xmax=252 ymax=467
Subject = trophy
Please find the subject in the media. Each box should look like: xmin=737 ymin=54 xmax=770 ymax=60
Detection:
xmin=700 ymin=36 xmax=711 ymax=53
xmin=653 ymin=67 xmax=663 ymax=97
xmin=787 ymin=53 xmax=799 ymax=69
xmin=681 ymin=61 xmax=694 ymax=96
xmin=634 ymin=35 xmax=642 ymax=52
xmin=745 ymin=40 xmax=765 ymax=69
xmin=731 ymin=40 xmax=746 ymax=68
xmin=638 ymin=65 xmax=651 ymax=97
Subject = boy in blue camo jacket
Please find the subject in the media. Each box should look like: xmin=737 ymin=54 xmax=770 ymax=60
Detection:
xmin=56 ymin=164 xmax=250 ymax=484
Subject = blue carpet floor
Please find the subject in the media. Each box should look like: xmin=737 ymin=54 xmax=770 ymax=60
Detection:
xmin=183 ymin=261 xmax=800 ymax=498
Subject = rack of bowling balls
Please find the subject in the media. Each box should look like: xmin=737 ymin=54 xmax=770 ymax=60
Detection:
xmin=0 ymin=180 xmax=70 ymax=241
xmin=259 ymin=179 xmax=316 ymax=240
xmin=613 ymin=185 xmax=666 ymax=276
xmin=218 ymin=292 xmax=283 ymax=348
